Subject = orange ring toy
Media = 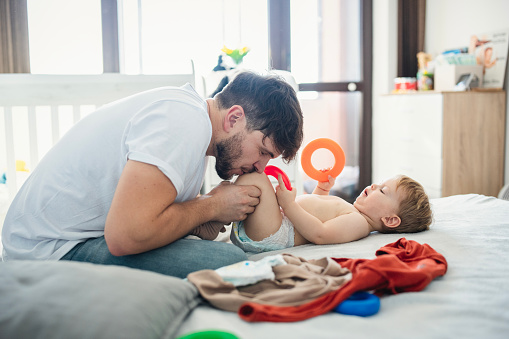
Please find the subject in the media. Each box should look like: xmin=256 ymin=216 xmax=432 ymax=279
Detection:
xmin=301 ymin=138 xmax=345 ymax=182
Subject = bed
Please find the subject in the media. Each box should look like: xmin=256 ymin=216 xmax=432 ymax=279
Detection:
xmin=1 ymin=73 xmax=509 ymax=339
xmin=1 ymin=193 xmax=508 ymax=338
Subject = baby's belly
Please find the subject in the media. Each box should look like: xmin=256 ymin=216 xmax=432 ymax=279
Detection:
xmin=291 ymin=194 xmax=355 ymax=245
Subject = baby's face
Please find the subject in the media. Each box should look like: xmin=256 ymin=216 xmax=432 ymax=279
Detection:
xmin=353 ymin=177 xmax=403 ymax=222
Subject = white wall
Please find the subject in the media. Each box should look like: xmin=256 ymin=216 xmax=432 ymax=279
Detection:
xmin=372 ymin=0 xmax=398 ymax=112
xmin=372 ymin=0 xmax=509 ymax=188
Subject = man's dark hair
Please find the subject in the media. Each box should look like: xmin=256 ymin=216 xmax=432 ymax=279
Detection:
xmin=214 ymin=71 xmax=304 ymax=162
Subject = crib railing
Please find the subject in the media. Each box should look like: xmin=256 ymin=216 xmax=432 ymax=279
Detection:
xmin=0 ymin=72 xmax=195 ymax=203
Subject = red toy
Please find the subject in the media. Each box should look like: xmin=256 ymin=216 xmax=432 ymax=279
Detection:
xmin=264 ymin=165 xmax=292 ymax=191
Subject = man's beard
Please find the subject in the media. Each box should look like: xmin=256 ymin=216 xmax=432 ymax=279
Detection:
xmin=215 ymin=133 xmax=245 ymax=180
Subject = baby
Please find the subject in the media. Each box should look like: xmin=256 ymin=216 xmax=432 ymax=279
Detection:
xmin=230 ymin=171 xmax=432 ymax=253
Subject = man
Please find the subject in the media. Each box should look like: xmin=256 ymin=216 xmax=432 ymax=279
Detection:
xmin=1 ymin=71 xmax=304 ymax=278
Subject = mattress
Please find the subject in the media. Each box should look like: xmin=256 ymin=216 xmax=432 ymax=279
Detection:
xmin=1 ymin=194 xmax=508 ymax=339
xmin=175 ymin=194 xmax=509 ymax=339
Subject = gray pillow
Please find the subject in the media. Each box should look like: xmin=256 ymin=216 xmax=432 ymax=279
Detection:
xmin=0 ymin=260 xmax=200 ymax=339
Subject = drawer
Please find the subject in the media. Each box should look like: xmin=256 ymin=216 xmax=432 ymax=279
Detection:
xmin=375 ymin=94 xmax=444 ymax=197
xmin=382 ymin=93 xmax=443 ymax=117
xmin=390 ymin=136 xmax=442 ymax=159
xmin=376 ymin=97 xmax=443 ymax=158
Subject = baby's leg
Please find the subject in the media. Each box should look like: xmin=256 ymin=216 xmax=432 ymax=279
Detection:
xmin=234 ymin=172 xmax=283 ymax=241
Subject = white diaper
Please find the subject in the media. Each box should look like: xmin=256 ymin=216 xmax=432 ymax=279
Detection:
xmin=214 ymin=254 xmax=287 ymax=287
xmin=230 ymin=215 xmax=295 ymax=253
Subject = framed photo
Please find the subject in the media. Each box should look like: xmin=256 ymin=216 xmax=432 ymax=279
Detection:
xmin=469 ymin=29 xmax=509 ymax=89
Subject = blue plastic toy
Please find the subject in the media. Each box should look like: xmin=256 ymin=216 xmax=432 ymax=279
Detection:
xmin=334 ymin=291 xmax=380 ymax=317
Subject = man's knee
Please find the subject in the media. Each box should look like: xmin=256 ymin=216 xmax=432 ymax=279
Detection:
xmin=214 ymin=241 xmax=248 ymax=264
xmin=191 ymin=239 xmax=247 ymax=264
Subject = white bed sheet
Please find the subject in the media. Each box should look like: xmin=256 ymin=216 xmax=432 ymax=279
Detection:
xmin=175 ymin=194 xmax=509 ymax=339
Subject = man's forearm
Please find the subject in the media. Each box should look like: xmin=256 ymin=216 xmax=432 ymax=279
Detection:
xmin=105 ymin=194 xmax=217 ymax=256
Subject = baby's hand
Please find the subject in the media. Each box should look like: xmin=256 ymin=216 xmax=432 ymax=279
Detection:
xmin=275 ymin=174 xmax=297 ymax=209
xmin=314 ymin=175 xmax=336 ymax=194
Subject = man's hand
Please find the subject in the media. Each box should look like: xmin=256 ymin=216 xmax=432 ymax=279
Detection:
xmin=188 ymin=221 xmax=227 ymax=240
xmin=206 ymin=181 xmax=261 ymax=223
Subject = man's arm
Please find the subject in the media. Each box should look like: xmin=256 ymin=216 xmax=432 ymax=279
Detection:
xmin=104 ymin=160 xmax=261 ymax=256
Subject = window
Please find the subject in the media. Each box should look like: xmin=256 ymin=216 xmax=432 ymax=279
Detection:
xmin=24 ymin=0 xmax=372 ymax=199
xmin=290 ymin=0 xmax=361 ymax=83
xmin=27 ymin=0 xmax=103 ymax=74
xmin=119 ymin=0 xmax=268 ymax=75
xmin=280 ymin=0 xmax=372 ymax=199
xmin=27 ymin=0 xmax=268 ymax=76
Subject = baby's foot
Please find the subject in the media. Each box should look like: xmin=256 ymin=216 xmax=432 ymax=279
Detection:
xmin=189 ymin=221 xmax=226 ymax=240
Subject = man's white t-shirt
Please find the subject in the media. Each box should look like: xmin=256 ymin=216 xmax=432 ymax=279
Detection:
xmin=2 ymin=84 xmax=211 ymax=261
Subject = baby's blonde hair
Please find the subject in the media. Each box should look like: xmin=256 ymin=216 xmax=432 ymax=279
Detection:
xmin=381 ymin=175 xmax=432 ymax=233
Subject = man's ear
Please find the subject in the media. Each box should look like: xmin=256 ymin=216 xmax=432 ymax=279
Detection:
xmin=223 ymin=105 xmax=245 ymax=132
xmin=381 ymin=215 xmax=401 ymax=228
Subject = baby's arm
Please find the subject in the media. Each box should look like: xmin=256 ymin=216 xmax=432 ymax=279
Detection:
xmin=276 ymin=176 xmax=371 ymax=245
xmin=312 ymin=174 xmax=336 ymax=195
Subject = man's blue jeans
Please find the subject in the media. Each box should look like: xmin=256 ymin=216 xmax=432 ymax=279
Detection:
xmin=60 ymin=236 xmax=248 ymax=279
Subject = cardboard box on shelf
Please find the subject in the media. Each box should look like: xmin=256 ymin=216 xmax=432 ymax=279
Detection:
xmin=434 ymin=64 xmax=483 ymax=92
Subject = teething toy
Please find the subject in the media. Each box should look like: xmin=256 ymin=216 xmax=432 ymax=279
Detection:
xmin=301 ymin=138 xmax=345 ymax=182
xmin=334 ymin=291 xmax=380 ymax=317
xmin=264 ymin=165 xmax=292 ymax=191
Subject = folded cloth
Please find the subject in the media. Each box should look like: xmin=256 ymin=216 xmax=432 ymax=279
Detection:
xmin=238 ymin=238 xmax=448 ymax=322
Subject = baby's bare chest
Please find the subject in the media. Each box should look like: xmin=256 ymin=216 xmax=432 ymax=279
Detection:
xmin=296 ymin=194 xmax=356 ymax=222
